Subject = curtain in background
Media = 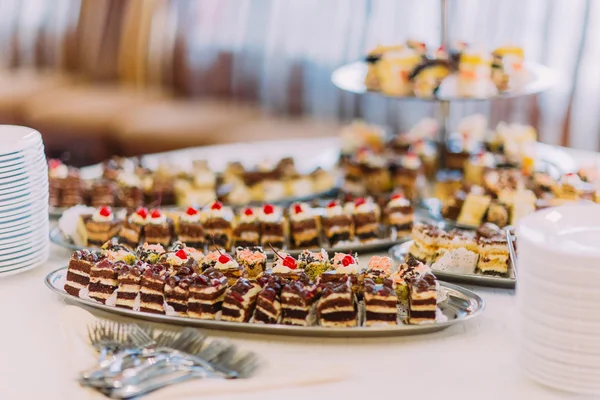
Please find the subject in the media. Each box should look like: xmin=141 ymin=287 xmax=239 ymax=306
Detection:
xmin=184 ymin=0 xmax=600 ymax=150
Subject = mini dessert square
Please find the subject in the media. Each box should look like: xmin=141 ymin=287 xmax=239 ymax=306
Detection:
xmin=407 ymin=272 xmax=438 ymax=324
xmin=288 ymin=203 xmax=320 ymax=248
xmin=221 ymin=278 xmax=261 ymax=323
xmin=390 ymin=152 xmax=422 ymax=200
xmin=90 ymin=179 xmax=116 ymax=208
xmin=119 ymin=207 xmax=149 ymax=247
xmin=177 ymin=207 xmax=206 ymax=248
xmin=384 ymin=193 xmax=414 ymax=237
xmin=64 ymin=250 xmax=103 ymax=297
xmin=101 ymin=241 xmax=137 ymax=264
xmin=270 ymin=250 xmax=308 ymax=282
xmin=258 ymin=204 xmax=286 ymax=249
xmin=164 ymin=267 xmax=195 ymax=317
xmin=363 ymin=279 xmax=398 ymax=326
xmin=144 ymin=209 xmax=173 ymax=246
xmin=457 ymin=192 xmax=492 ymax=227
xmin=135 ymin=243 xmax=165 ymax=265
xmin=364 ymin=255 xmax=393 ymax=284
xmin=159 ymin=248 xmax=200 ymax=273
xmin=212 ymin=251 xmax=245 ymax=286
xmin=204 ymin=201 xmax=234 ymax=250
xmin=62 ymin=168 xmax=85 ymax=207
xmin=187 ymin=268 xmax=229 ymax=320
xmin=319 ymin=252 xmax=363 ymax=294
xmin=115 ymin=261 xmax=147 ymax=309
xmin=253 ymin=275 xmax=283 ymax=324
xmin=139 ymin=265 xmax=168 ymax=314
xmin=297 ymin=249 xmax=331 ymax=281
xmin=350 ymin=198 xmax=381 ymax=243
xmin=115 ymin=171 xmax=144 ymax=209
xmin=281 ymin=280 xmax=319 ymax=326
xmin=321 ymin=200 xmax=354 ymax=246
xmin=390 ymin=257 xmax=431 ymax=307
xmin=235 ymin=247 xmax=267 ymax=279
xmin=317 ymin=277 xmax=357 ymax=328
xmin=77 ymin=206 xmax=123 ymax=246
xmin=88 ymin=259 xmax=119 ymax=304
xmin=200 ymin=250 xmax=220 ymax=272
xmin=408 ymin=223 xmax=442 ymax=264
xmin=477 ymin=235 xmax=509 ymax=276
xmin=233 ymin=207 xmax=260 ymax=247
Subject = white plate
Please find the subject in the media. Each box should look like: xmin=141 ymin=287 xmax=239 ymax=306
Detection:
xmin=520 ymin=317 xmax=600 ymax=349
xmin=0 ymin=240 xmax=49 ymax=263
xmin=0 ymin=248 xmax=48 ymax=272
xmin=0 ymin=191 xmax=48 ymax=211
xmin=0 ymin=126 xmax=43 ymax=155
xmin=519 ymin=303 xmax=600 ymax=335
xmin=521 ymin=322 xmax=600 ymax=355
xmin=0 ymin=209 xmax=50 ymax=230
xmin=521 ymin=347 xmax=600 ymax=383
xmin=0 ymin=233 xmax=48 ymax=255
xmin=0 ymin=143 xmax=44 ymax=161
xmin=0 ymin=219 xmax=48 ymax=240
xmin=0 ymin=170 xmax=48 ymax=188
xmin=0 ymin=231 xmax=48 ymax=250
xmin=0 ymin=200 xmax=48 ymax=216
xmin=521 ymin=335 xmax=600 ymax=368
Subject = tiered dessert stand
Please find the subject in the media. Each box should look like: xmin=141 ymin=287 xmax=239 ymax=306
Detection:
xmin=331 ymin=0 xmax=558 ymax=171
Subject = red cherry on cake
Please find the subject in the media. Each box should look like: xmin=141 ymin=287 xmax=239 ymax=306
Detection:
xmin=283 ymin=256 xmax=297 ymax=270
xmin=243 ymin=208 xmax=254 ymax=216
xmin=293 ymin=204 xmax=303 ymax=214
xmin=327 ymin=200 xmax=337 ymax=208
xmin=186 ymin=207 xmax=198 ymax=216
xmin=175 ymin=249 xmax=187 ymax=259
xmin=98 ymin=206 xmax=112 ymax=217
xmin=341 ymin=255 xmax=354 ymax=267
xmin=263 ymin=204 xmax=274 ymax=215
xmin=218 ymin=254 xmax=232 ymax=264
xmin=150 ymin=209 xmax=162 ymax=218
xmin=391 ymin=193 xmax=404 ymax=200
xmin=48 ymin=159 xmax=62 ymax=169
xmin=211 ymin=201 xmax=223 ymax=210
xmin=136 ymin=207 xmax=148 ymax=218
xmin=354 ymin=198 xmax=366 ymax=206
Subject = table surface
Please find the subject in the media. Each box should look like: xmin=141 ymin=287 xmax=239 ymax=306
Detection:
xmin=0 ymin=139 xmax=596 ymax=400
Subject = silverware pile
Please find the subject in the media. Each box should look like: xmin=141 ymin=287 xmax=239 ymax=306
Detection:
xmin=80 ymin=320 xmax=259 ymax=399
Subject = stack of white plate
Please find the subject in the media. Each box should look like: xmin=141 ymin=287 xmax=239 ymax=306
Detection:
xmin=0 ymin=125 xmax=49 ymax=275
xmin=517 ymin=203 xmax=600 ymax=395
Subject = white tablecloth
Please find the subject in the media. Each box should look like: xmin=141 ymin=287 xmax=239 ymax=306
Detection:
xmin=0 ymin=139 xmax=595 ymax=400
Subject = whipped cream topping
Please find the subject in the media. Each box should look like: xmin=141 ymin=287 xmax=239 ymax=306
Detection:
xmin=354 ymin=201 xmax=377 ymax=215
xmin=239 ymin=209 xmax=258 ymax=223
xmin=105 ymin=249 xmax=134 ymax=263
xmin=129 ymin=212 xmax=148 ymax=225
xmin=166 ymin=252 xmax=187 ymax=266
xmin=290 ymin=203 xmax=314 ymax=222
xmin=272 ymin=252 xmax=294 ymax=273
xmin=325 ymin=204 xmax=343 ymax=217
xmin=401 ymin=153 xmax=422 ymax=170
xmin=215 ymin=257 xmax=239 ymax=270
xmin=388 ymin=196 xmax=410 ymax=208
xmin=91 ymin=208 xmax=113 ymax=222
xmin=185 ymin=247 xmax=205 ymax=262
xmin=180 ymin=212 xmax=201 ymax=223
xmin=49 ymin=163 xmax=68 ymax=179
xmin=332 ymin=253 xmax=359 ymax=274
xmin=343 ymin=202 xmax=355 ymax=214
xmin=206 ymin=205 xmax=233 ymax=221
xmin=147 ymin=212 xmax=167 ymax=225
xmin=258 ymin=206 xmax=281 ymax=223
xmin=117 ymin=171 xmax=142 ymax=188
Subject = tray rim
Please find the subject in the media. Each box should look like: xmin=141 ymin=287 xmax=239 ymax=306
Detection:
xmin=389 ymin=241 xmax=516 ymax=289
xmin=45 ymin=266 xmax=485 ymax=338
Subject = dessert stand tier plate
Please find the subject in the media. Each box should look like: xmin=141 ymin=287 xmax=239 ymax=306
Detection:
xmin=331 ymin=61 xmax=556 ymax=101
xmin=49 ymin=226 xmax=410 ymax=258
xmin=45 ymin=266 xmax=485 ymax=338
xmin=389 ymin=241 xmax=516 ymax=289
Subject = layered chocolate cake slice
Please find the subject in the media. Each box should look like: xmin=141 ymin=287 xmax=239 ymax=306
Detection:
xmin=317 ymin=277 xmax=357 ymax=328
xmin=350 ymin=198 xmax=381 ymax=243
xmin=235 ymin=246 xmax=267 ymax=279
xmin=177 ymin=207 xmax=205 ymax=248
xmin=139 ymin=265 xmax=168 ymax=314
xmin=64 ymin=250 xmax=102 ymax=297
xmin=187 ymin=268 xmax=228 ymax=320
xmin=407 ymin=272 xmax=438 ymax=324
xmin=204 ymin=201 xmax=234 ymax=249
xmin=288 ymin=203 xmax=320 ymax=248
xmin=384 ymin=193 xmax=414 ymax=237
xmin=77 ymin=206 xmax=123 ymax=246
xmin=144 ymin=209 xmax=173 ymax=246
xmin=115 ymin=261 xmax=147 ymax=309
xmin=477 ymin=235 xmax=509 ymax=276
xmin=115 ymin=171 xmax=144 ymax=209
xmin=258 ymin=204 xmax=286 ymax=249
xmin=364 ymin=255 xmax=393 ymax=284
xmin=233 ymin=207 xmax=260 ymax=247
xmin=164 ymin=265 xmax=195 ymax=317
xmin=321 ymin=200 xmax=354 ymax=246
xmin=280 ymin=280 xmax=318 ymax=326
xmin=363 ymin=278 xmax=398 ymax=326
xmin=88 ymin=259 xmax=119 ymax=304
xmin=221 ymin=278 xmax=261 ymax=323
xmin=90 ymin=179 xmax=116 ymax=207
xmin=319 ymin=252 xmax=363 ymax=295
xmin=48 ymin=159 xmax=68 ymax=207
xmin=212 ymin=250 xmax=245 ymax=285
xmin=391 ymin=257 xmax=431 ymax=307
xmin=159 ymin=248 xmax=200 ymax=272
xmin=408 ymin=223 xmax=442 ymax=264
xmin=119 ymin=207 xmax=149 ymax=247
xmin=270 ymin=250 xmax=308 ymax=281
xmin=61 ymin=168 xmax=85 ymax=207
xmin=253 ymin=275 xmax=283 ymax=324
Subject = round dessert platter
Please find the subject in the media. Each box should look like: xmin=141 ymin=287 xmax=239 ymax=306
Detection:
xmin=389 ymin=241 xmax=515 ymax=289
xmin=45 ymin=266 xmax=484 ymax=338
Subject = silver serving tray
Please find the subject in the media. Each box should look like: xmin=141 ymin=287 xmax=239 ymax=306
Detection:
xmin=49 ymin=226 xmax=410 ymax=258
xmin=389 ymin=241 xmax=515 ymax=289
xmin=45 ymin=266 xmax=485 ymax=338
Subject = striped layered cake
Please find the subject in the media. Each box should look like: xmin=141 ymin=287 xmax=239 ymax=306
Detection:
xmin=407 ymin=272 xmax=438 ymax=324
xmin=317 ymin=278 xmax=357 ymax=328
xmin=64 ymin=250 xmax=102 ymax=297
xmin=221 ymin=278 xmax=261 ymax=323
xmin=164 ymin=266 xmax=195 ymax=317
xmin=88 ymin=259 xmax=119 ymax=304
xmin=477 ymin=236 xmax=509 ymax=275
xmin=253 ymin=276 xmax=283 ymax=324
xmin=408 ymin=223 xmax=443 ymax=263
xmin=289 ymin=203 xmax=320 ymax=248
xmin=281 ymin=280 xmax=318 ymax=326
xmin=115 ymin=262 xmax=147 ymax=309
xmin=187 ymin=268 xmax=228 ymax=320
xmin=363 ymin=278 xmax=398 ymax=326
xmin=139 ymin=265 xmax=168 ymax=314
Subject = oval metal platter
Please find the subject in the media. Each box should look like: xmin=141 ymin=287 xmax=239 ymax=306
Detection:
xmin=390 ymin=241 xmax=515 ymax=289
xmin=45 ymin=267 xmax=485 ymax=338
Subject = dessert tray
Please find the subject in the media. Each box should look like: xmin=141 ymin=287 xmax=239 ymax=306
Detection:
xmin=389 ymin=241 xmax=515 ymax=289
xmin=45 ymin=266 xmax=484 ymax=337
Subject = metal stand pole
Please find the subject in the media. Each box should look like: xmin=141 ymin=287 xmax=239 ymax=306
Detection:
xmin=438 ymin=0 xmax=450 ymax=170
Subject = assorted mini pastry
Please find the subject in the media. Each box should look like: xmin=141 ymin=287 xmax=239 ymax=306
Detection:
xmin=408 ymin=222 xmax=511 ymax=277
xmin=64 ymin=243 xmax=443 ymax=326
xmin=48 ymin=156 xmax=338 ymax=209
xmin=70 ymin=197 xmax=413 ymax=250
xmin=363 ymin=40 xmax=528 ymax=98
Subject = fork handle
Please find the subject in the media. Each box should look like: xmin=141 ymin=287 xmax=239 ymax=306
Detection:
xmin=109 ymin=366 xmax=209 ymax=399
